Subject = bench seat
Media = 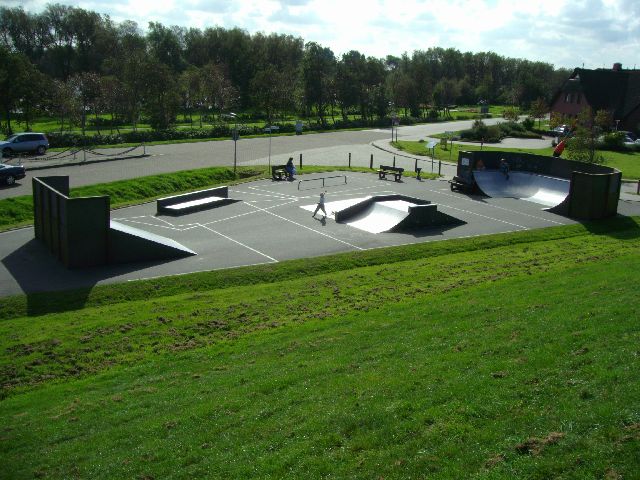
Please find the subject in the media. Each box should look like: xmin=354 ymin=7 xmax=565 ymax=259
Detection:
xmin=163 ymin=196 xmax=226 ymax=212
xmin=157 ymin=186 xmax=233 ymax=215
xmin=378 ymin=166 xmax=404 ymax=182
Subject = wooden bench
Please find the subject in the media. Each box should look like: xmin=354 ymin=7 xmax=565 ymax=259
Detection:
xmin=157 ymin=186 xmax=233 ymax=215
xmin=377 ymin=165 xmax=404 ymax=182
xmin=271 ymin=165 xmax=293 ymax=181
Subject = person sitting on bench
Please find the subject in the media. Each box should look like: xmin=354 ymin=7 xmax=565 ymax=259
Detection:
xmin=285 ymin=157 xmax=297 ymax=180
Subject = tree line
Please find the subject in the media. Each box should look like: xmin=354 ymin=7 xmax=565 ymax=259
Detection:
xmin=0 ymin=3 xmax=571 ymax=135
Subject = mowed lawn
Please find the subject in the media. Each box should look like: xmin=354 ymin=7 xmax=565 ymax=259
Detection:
xmin=1 ymin=219 xmax=639 ymax=479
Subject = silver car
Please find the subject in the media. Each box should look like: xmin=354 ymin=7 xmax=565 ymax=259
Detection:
xmin=0 ymin=133 xmax=49 ymax=157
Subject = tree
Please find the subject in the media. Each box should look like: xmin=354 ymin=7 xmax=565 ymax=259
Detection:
xmin=594 ymin=109 xmax=613 ymax=133
xmin=302 ymin=42 xmax=336 ymax=125
xmin=100 ymin=75 xmax=126 ymax=133
xmin=68 ymin=72 xmax=101 ymax=135
xmin=336 ymin=51 xmax=366 ymax=120
xmin=0 ymin=47 xmax=43 ymax=134
xmin=19 ymin=66 xmax=48 ymax=131
xmin=139 ymin=59 xmax=180 ymax=130
xmin=179 ymin=66 xmax=202 ymax=124
xmin=48 ymin=78 xmax=78 ymax=132
xmin=250 ymin=65 xmax=294 ymax=124
xmin=502 ymin=106 xmax=519 ymax=122
xmin=200 ymin=62 xmax=238 ymax=123
xmin=147 ymin=22 xmax=185 ymax=73
xmin=433 ymin=78 xmax=460 ymax=117
xmin=530 ymin=98 xmax=548 ymax=128
xmin=549 ymin=111 xmax=566 ymax=130
xmin=393 ymin=72 xmax=418 ymax=117
xmin=566 ymin=107 xmax=605 ymax=164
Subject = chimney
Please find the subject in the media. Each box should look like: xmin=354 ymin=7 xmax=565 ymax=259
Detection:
xmin=613 ymin=62 xmax=622 ymax=71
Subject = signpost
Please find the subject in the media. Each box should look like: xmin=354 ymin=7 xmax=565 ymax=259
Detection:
xmin=426 ymin=140 xmax=437 ymax=172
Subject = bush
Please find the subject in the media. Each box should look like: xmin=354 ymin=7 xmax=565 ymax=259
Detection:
xmin=521 ymin=117 xmax=535 ymax=130
xmin=459 ymin=120 xmax=502 ymax=143
xmin=88 ymin=117 xmax=127 ymax=128
xmin=600 ymin=132 xmax=625 ymax=151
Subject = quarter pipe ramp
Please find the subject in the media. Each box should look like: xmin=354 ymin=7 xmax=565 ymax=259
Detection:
xmin=473 ymin=170 xmax=570 ymax=208
xmin=333 ymin=195 xmax=461 ymax=233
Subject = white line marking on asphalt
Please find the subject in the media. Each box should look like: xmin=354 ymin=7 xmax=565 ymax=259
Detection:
xmin=199 ymin=200 xmax=299 ymax=226
xmin=244 ymin=202 xmax=365 ymax=251
xmin=297 ymin=186 xmax=394 ymax=200
xmin=424 ymin=185 xmax=566 ymax=225
xmin=197 ymin=223 xmax=278 ymax=262
xmin=435 ymin=203 xmax=528 ymax=229
xmin=245 ymin=185 xmax=300 ymax=199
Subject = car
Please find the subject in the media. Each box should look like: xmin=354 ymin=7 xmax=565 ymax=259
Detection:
xmin=620 ymin=131 xmax=640 ymax=147
xmin=0 ymin=133 xmax=49 ymax=157
xmin=551 ymin=125 xmax=570 ymax=136
xmin=0 ymin=162 xmax=26 ymax=186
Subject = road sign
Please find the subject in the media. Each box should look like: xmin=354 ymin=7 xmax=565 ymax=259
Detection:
xmin=426 ymin=140 xmax=437 ymax=149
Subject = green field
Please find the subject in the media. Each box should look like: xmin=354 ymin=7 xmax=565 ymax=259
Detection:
xmin=1 ymin=217 xmax=639 ymax=478
xmin=394 ymin=140 xmax=640 ymax=180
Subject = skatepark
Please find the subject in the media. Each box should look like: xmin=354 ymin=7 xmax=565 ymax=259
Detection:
xmin=1 ymin=166 xmax=601 ymax=298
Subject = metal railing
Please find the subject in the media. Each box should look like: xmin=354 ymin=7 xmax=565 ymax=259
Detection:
xmin=298 ymin=175 xmax=348 ymax=190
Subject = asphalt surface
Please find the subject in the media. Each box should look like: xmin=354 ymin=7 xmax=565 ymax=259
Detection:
xmin=1 ymin=170 xmax=586 ymax=297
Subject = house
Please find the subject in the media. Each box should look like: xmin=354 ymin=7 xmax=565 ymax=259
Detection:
xmin=550 ymin=63 xmax=640 ymax=132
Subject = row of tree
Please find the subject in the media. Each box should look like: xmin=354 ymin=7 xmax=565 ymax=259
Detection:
xmin=0 ymin=3 xmax=571 ymax=134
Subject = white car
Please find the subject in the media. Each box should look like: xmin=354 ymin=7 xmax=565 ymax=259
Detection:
xmin=621 ymin=131 xmax=640 ymax=147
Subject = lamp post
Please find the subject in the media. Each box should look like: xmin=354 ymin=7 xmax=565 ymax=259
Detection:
xmin=389 ymin=102 xmax=395 ymax=143
xmin=264 ymin=124 xmax=280 ymax=170
xmin=229 ymin=112 xmax=238 ymax=174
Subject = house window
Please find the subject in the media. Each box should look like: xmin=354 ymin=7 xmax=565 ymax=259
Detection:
xmin=564 ymin=93 xmax=573 ymax=103
xmin=576 ymin=94 xmax=581 ymax=104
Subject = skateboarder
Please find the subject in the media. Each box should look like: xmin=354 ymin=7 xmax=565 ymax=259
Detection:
xmin=312 ymin=191 xmax=327 ymax=218
xmin=499 ymin=158 xmax=510 ymax=180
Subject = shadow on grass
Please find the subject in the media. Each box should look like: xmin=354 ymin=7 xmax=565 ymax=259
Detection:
xmin=580 ymin=214 xmax=640 ymax=239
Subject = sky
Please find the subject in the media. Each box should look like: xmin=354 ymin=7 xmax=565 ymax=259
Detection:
xmin=5 ymin=0 xmax=640 ymax=70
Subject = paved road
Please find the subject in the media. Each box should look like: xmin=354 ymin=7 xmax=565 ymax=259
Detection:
xmin=0 ymin=118 xmax=516 ymax=199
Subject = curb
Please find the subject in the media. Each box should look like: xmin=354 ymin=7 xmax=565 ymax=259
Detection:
xmin=22 ymin=153 xmax=151 ymax=171
xmin=370 ymin=140 xmax=457 ymax=167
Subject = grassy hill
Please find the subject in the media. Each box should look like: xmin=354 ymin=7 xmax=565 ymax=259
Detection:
xmin=1 ymin=218 xmax=639 ymax=479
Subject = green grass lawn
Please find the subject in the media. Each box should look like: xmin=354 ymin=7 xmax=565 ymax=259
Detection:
xmin=394 ymin=140 xmax=640 ymax=179
xmin=1 ymin=217 xmax=639 ymax=478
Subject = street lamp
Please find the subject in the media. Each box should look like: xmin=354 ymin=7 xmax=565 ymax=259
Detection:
xmin=228 ymin=112 xmax=238 ymax=174
xmin=389 ymin=102 xmax=395 ymax=143
xmin=264 ymin=124 xmax=280 ymax=170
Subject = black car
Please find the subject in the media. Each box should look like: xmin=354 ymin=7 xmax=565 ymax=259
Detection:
xmin=0 ymin=162 xmax=26 ymax=185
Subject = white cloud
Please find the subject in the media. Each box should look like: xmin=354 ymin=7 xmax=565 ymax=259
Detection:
xmin=7 ymin=0 xmax=640 ymax=68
